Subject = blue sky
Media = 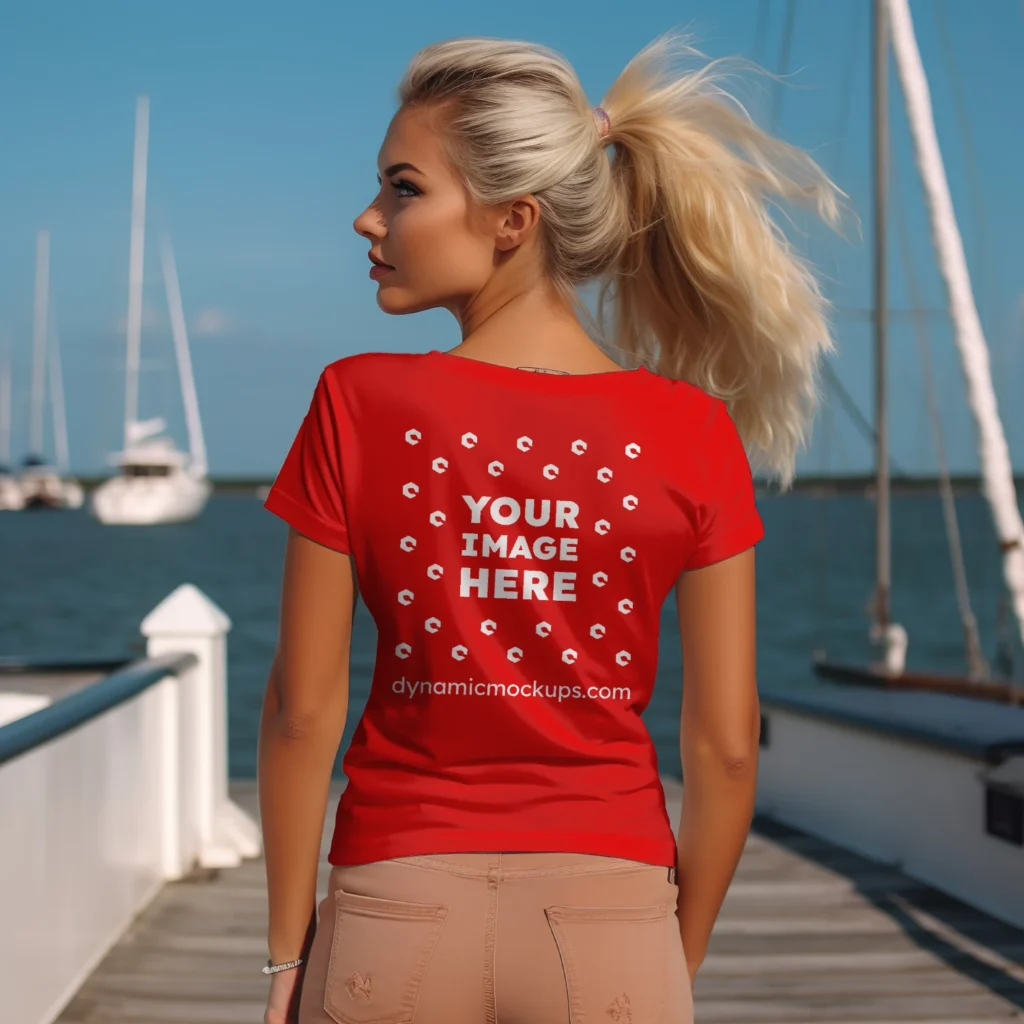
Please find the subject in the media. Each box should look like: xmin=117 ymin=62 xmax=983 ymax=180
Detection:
xmin=0 ymin=0 xmax=1021 ymax=477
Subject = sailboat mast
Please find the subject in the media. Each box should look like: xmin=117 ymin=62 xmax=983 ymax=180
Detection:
xmin=888 ymin=0 xmax=1024 ymax=651
xmin=30 ymin=229 xmax=50 ymax=458
xmin=0 ymin=341 xmax=11 ymax=466
xmin=49 ymin=324 xmax=70 ymax=473
xmin=161 ymin=236 xmax=208 ymax=479
xmin=872 ymin=0 xmax=891 ymax=634
xmin=123 ymin=95 xmax=150 ymax=448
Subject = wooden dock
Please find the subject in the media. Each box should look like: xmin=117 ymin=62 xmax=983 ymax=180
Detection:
xmin=55 ymin=778 xmax=1024 ymax=1023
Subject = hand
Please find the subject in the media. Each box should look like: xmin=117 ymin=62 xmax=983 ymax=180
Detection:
xmin=264 ymin=965 xmax=305 ymax=1024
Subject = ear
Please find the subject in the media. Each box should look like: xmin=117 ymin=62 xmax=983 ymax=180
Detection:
xmin=495 ymin=195 xmax=541 ymax=252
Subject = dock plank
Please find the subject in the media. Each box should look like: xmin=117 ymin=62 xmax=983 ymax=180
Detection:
xmin=54 ymin=778 xmax=1024 ymax=1023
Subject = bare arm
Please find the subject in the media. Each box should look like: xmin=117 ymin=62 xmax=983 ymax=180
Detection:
xmin=258 ymin=528 xmax=358 ymax=966
xmin=673 ymin=547 xmax=759 ymax=981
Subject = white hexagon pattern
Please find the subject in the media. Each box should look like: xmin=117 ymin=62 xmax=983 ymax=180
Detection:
xmin=394 ymin=424 xmax=648 ymax=677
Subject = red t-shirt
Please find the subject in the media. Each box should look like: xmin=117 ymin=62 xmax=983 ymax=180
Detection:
xmin=265 ymin=349 xmax=763 ymax=867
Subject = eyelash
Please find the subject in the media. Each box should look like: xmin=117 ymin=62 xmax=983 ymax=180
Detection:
xmin=376 ymin=174 xmax=420 ymax=198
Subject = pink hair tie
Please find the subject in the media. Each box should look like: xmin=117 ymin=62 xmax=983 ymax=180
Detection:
xmin=592 ymin=106 xmax=611 ymax=139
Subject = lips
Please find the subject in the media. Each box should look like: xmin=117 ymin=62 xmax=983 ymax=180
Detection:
xmin=369 ymin=252 xmax=395 ymax=269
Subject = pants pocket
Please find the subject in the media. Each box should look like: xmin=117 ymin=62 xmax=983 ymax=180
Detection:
xmin=323 ymin=886 xmax=448 ymax=1024
xmin=545 ymin=902 xmax=670 ymax=1024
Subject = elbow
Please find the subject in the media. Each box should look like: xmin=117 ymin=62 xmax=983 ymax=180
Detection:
xmin=685 ymin=734 xmax=759 ymax=781
xmin=274 ymin=711 xmax=319 ymax=740
xmin=720 ymin=751 xmax=757 ymax=780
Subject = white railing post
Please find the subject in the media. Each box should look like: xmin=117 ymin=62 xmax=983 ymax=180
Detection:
xmin=154 ymin=674 xmax=184 ymax=880
xmin=142 ymin=584 xmax=261 ymax=870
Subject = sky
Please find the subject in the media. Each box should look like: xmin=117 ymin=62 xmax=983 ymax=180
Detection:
xmin=0 ymin=0 xmax=1021 ymax=478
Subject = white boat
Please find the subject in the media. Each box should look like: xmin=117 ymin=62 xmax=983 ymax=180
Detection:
xmin=15 ymin=229 xmax=84 ymax=511
xmin=90 ymin=96 xmax=210 ymax=526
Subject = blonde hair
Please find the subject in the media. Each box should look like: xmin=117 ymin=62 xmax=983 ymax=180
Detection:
xmin=398 ymin=35 xmax=843 ymax=486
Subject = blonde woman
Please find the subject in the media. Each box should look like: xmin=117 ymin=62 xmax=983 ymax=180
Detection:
xmin=260 ymin=34 xmax=838 ymax=1024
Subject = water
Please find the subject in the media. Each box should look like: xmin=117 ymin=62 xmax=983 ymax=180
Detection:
xmin=1 ymin=491 xmax=1019 ymax=778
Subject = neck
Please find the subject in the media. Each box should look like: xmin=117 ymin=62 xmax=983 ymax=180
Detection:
xmin=450 ymin=270 xmax=612 ymax=372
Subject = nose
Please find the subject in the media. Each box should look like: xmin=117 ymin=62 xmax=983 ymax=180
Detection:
xmin=353 ymin=197 xmax=385 ymax=242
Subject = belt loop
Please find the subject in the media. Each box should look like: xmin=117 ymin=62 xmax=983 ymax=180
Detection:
xmin=667 ymin=866 xmax=677 ymax=884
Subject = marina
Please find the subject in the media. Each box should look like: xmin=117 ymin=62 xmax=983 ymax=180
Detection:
xmin=2 ymin=0 xmax=1024 ymax=1022
xmin=2 ymin=581 xmax=1023 ymax=1023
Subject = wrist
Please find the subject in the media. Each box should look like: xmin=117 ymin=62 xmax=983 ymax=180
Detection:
xmin=263 ymin=956 xmax=306 ymax=976
xmin=268 ymin=908 xmax=317 ymax=965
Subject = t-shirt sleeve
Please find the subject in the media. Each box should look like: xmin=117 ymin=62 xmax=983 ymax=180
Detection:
xmin=684 ymin=399 xmax=764 ymax=571
xmin=263 ymin=369 xmax=350 ymax=553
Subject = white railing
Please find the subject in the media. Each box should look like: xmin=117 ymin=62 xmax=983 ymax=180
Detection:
xmin=0 ymin=584 xmax=261 ymax=1024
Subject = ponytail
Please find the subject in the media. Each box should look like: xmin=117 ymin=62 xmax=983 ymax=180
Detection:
xmin=597 ymin=36 xmax=842 ymax=486
xmin=399 ymin=34 xmax=844 ymax=486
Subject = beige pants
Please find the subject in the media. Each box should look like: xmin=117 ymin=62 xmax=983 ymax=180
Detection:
xmin=298 ymin=850 xmax=693 ymax=1024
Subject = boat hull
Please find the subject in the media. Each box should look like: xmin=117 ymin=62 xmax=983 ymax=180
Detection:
xmin=0 ymin=476 xmax=26 ymax=511
xmin=17 ymin=471 xmax=84 ymax=510
xmin=90 ymin=472 xmax=210 ymax=525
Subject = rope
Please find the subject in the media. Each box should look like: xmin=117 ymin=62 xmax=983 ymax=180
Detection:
xmin=892 ymin=152 xmax=988 ymax=680
xmin=830 ymin=0 xmax=866 ymax=186
xmin=751 ymin=0 xmax=771 ymax=65
xmin=771 ymin=0 xmax=799 ymax=132
xmin=819 ymin=360 xmax=908 ymax=477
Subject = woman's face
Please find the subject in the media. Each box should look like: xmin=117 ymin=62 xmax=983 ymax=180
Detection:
xmin=353 ymin=105 xmax=502 ymax=316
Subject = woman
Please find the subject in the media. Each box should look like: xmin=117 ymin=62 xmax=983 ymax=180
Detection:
xmin=260 ymin=34 xmax=839 ymax=1024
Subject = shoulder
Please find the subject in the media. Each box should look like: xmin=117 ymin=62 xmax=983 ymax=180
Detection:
xmin=660 ymin=377 xmax=749 ymax=485
xmin=321 ymin=350 xmax=424 ymax=387
xmin=663 ymin=376 xmax=729 ymax=435
xmin=314 ymin=350 xmax=430 ymax=408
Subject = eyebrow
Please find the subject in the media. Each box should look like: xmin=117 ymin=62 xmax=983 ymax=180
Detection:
xmin=382 ymin=162 xmax=422 ymax=177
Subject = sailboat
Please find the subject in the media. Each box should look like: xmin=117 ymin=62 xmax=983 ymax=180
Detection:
xmin=90 ymin=96 xmax=210 ymax=526
xmin=0 ymin=341 xmax=25 ymax=511
xmin=17 ymin=229 xmax=84 ymax=511
xmin=813 ymin=0 xmax=1024 ymax=704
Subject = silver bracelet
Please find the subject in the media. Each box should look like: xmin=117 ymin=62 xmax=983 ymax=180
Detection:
xmin=263 ymin=957 xmax=305 ymax=975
